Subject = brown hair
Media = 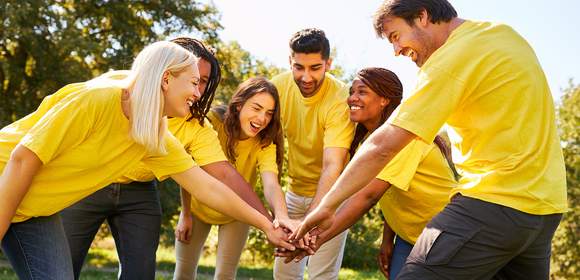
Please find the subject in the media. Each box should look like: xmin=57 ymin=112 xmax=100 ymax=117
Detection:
xmin=373 ymin=0 xmax=457 ymax=38
xmin=348 ymin=67 xmax=459 ymax=180
xmin=213 ymin=77 xmax=284 ymax=175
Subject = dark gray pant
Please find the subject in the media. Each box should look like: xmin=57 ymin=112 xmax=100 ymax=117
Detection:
xmin=61 ymin=181 xmax=162 ymax=280
xmin=397 ymin=195 xmax=562 ymax=280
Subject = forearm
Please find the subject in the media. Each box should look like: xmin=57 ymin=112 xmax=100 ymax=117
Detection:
xmin=172 ymin=167 xmax=271 ymax=231
xmin=317 ymin=185 xmax=383 ymax=245
xmin=318 ymin=124 xmax=414 ymax=211
xmin=179 ymin=187 xmax=191 ymax=214
xmin=263 ymin=173 xmax=289 ymax=219
xmin=0 ymin=145 xmax=42 ymax=239
xmin=307 ymin=163 xmax=342 ymax=213
xmin=203 ymin=161 xmax=273 ymax=221
xmin=382 ymin=220 xmax=396 ymax=242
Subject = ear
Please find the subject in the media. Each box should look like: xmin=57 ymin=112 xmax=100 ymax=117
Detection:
xmin=161 ymin=71 xmax=170 ymax=93
xmin=381 ymin=98 xmax=390 ymax=107
xmin=416 ymin=9 xmax=429 ymax=27
xmin=288 ymin=55 xmax=293 ymax=68
xmin=324 ymin=58 xmax=333 ymax=72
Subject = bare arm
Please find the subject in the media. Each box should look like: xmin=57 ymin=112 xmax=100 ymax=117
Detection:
xmin=0 ymin=145 xmax=43 ymax=239
xmin=171 ymin=166 xmax=295 ymax=250
xmin=262 ymin=171 xmax=289 ymax=221
xmin=318 ymin=124 xmax=414 ymax=211
xmin=203 ymin=161 xmax=273 ymax=221
xmin=307 ymin=147 xmax=349 ymax=213
xmin=292 ymin=124 xmax=415 ymax=239
xmin=314 ymin=178 xmax=390 ymax=246
xmin=277 ymin=178 xmax=390 ymax=261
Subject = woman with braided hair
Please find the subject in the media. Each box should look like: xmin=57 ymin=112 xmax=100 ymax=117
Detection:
xmin=277 ymin=67 xmax=459 ymax=279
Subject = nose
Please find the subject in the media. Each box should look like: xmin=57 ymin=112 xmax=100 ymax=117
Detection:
xmin=348 ymin=92 xmax=359 ymax=103
xmin=301 ymin=70 xmax=313 ymax=83
xmin=192 ymin=87 xmax=201 ymax=99
xmin=393 ymin=43 xmax=402 ymax=56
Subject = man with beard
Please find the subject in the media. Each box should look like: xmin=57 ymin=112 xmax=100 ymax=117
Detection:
xmin=271 ymin=28 xmax=354 ymax=279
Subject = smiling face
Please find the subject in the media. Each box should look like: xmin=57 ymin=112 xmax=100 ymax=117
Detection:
xmin=348 ymin=78 xmax=389 ymax=130
xmin=382 ymin=15 xmax=437 ymax=67
xmin=238 ymin=92 xmax=276 ymax=139
xmin=289 ymin=52 xmax=331 ymax=97
xmin=197 ymin=58 xmax=211 ymax=96
xmin=162 ymin=64 xmax=201 ymax=118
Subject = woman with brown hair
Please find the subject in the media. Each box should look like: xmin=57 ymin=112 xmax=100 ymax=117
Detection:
xmin=174 ymin=77 xmax=294 ymax=280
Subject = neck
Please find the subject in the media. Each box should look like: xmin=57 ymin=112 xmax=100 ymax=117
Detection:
xmin=362 ymin=116 xmax=383 ymax=133
xmin=433 ymin=17 xmax=465 ymax=47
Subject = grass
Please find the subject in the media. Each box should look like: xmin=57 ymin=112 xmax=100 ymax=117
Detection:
xmin=0 ymin=240 xmax=383 ymax=280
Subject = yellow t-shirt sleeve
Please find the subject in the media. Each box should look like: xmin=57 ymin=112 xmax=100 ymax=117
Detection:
xmin=391 ymin=67 xmax=464 ymax=143
xmin=142 ymin=131 xmax=196 ymax=181
xmin=376 ymin=140 xmax=427 ymax=191
xmin=20 ymin=93 xmax=93 ymax=164
xmin=323 ymin=88 xmax=354 ymax=149
xmin=257 ymin=143 xmax=279 ymax=174
xmin=189 ymin=120 xmax=227 ymax=166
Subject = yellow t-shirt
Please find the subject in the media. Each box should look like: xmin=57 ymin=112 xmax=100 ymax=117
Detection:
xmin=391 ymin=20 xmax=567 ymax=214
xmin=271 ymin=72 xmax=354 ymax=197
xmin=116 ymin=115 xmax=227 ymax=183
xmin=0 ymin=80 xmax=195 ymax=222
xmin=189 ymin=111 xmax=279 ymax=224
xmin=375 ymin=139 xmax=457 ymax=244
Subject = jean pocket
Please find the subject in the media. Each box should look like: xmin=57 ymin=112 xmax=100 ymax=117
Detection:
xmin=410 ymin=225 xmax=479 ymax=266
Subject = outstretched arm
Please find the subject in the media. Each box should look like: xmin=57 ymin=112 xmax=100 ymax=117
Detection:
xmin=171 ymin=166 xmax=295 ymax=251
xmin=0 ymin=145 xmax=43 ymax=240
xmin=203 ymin=161 xmax=273 ymax=221
xmin=307 ymin=147 xmax=349 ymax=214
xmin=292 ymin=124 xmax=414 ymax=239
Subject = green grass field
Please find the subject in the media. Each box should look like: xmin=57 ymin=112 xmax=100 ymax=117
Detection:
xmin=0 ymin=241 xmax=383 ymax=280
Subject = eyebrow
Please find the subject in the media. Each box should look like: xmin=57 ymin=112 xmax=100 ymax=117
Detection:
xmin=252 ymin=102 xmax=264 ymax=109
xmin=293 ymin=63 xmax=323 ymax=68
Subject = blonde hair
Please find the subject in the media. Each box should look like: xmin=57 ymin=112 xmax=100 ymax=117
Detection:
xmin=99 ymin=41 xmax=194 ymax=154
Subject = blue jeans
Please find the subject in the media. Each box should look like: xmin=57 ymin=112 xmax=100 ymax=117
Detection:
xmin=389 ymin=235 xmax=414 ymax=280
xmin=1 ymin=214 xmax=74 ymax=280
xmin=60 ymin=181 xmax=162 ymax=280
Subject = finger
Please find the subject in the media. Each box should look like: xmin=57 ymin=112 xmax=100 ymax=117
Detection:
xmin=278 ymin=239 xmax=296 ymax=251
xmin=274 ymin=249 xmax=294 ymax=258
xmin=298 ymin=239 xmax=306 ymax=249
xmin=294 ymin=251 xmax=308 ymax=262
xmin=377 ymin=254 xmax=389 ymax=278
xmin=310 ymin=233 xmax=317 ymax=245
xmin=185 ymin=229 xmax=192 ymax=242
xmin=273 ymin=219 xmax=280 ymax=229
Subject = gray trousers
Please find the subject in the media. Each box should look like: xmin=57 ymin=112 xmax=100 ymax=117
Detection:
xmin=398 ymin=194 xmax=562 ymax=280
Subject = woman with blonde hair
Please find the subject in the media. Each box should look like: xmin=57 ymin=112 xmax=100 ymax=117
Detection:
xmin=174 ymin=77 xmax=294 ymax=280
xmin=0 ymin=41 xmax=294 ymax=279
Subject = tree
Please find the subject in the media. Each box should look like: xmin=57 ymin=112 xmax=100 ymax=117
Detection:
xmin=552 ymin=80 xmax=580 ymax=279
xmin=214 ymin=41 xmax=283 ymax=104
xmin=0 ymin=0 xmax=221 ymax=126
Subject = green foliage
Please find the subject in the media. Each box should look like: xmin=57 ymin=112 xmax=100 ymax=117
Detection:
xmin=0 ymin=0 xmax=221 ymax=126
xmin=552 ymin=80 xmax=580 ymax=279
xmin=342 ymin=206 xmax=383 ymax=269
xmin=214 ymin=41 xmax=284 ymax=104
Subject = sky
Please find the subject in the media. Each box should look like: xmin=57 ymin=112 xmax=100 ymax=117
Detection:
xmin=200 ymin=0 xmax=580 ymax=102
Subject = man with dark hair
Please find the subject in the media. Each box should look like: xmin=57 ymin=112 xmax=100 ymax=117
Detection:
xmin=271 ymin=28 xmax=354 ymax=279
xmin=292 ymin=0 xmax=567 ymax=279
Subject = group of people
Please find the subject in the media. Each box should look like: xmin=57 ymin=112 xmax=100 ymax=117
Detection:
xmin=0 ymin=0 xmax=567 ymax=280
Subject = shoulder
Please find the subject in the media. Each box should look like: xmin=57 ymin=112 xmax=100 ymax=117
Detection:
xmin=271 ymin=72 xmax=293 ymax=90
